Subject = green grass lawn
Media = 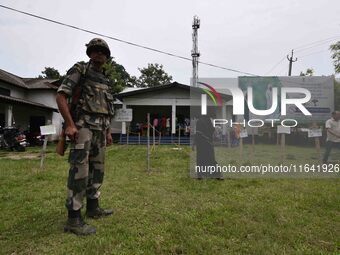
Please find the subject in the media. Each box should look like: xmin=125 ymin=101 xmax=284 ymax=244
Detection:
xmin=0 ymin=144 xmax=339 ymax=255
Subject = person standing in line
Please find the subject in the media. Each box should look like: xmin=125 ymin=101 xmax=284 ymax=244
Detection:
xmin=323 ymin=111 xmax=340 ymax=164
xmin=195 ymin=115 xmax=223 ymax=180
xmin=166 ymin=117 xmax=171 ymax=136
xmin=153 ymin=116 xmax=159 ymax=132
xmin=161 ymin=115 xmax=167 ymax=136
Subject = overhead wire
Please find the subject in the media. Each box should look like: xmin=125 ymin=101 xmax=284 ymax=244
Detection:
xmin=0 ymin=4 xmax=257 ymax=76
xmin=298 ymin=49 xmax=330 ymax=59
xmin=265 ymin=36 xmax=338 ymax=76
xmin=0 ymin=4 xmax=336 ymax=84
xmin=294 ymin=35 xmax=340 ymax=52
xmin=264 ymin=56 xmax=286 ymax=75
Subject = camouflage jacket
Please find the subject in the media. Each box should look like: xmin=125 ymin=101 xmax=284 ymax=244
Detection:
xmin=57 ymin=62 xmax=114 ymax=131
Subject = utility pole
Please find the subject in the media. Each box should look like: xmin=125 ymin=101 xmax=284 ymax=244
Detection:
xmin=287 ymin=49 xmax=297 ymax=76
xmin=191 ymin=16 xmax=200 ymax=87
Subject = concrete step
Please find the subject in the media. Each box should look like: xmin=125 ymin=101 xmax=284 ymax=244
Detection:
xmin=119 ymin=135 xmax=190 ymax=145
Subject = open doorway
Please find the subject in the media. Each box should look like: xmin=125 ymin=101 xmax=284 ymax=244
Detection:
xmin=0 ymin=113 xmax=5 ymax=127
xmin=29 ymin=116 xmax=45 ymax=135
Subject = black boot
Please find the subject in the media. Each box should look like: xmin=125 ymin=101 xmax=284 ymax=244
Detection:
xmin=86 ymin=199 xmax=113 ymax=219
xmin=64 ymin=210 xmax=96 ymax=235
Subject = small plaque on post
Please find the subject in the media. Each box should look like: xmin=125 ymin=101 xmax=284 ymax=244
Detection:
xmin=40 ymin=125 xmax=56 ymax=135
xmin=114 ymin=109 xmax=133 ymax=122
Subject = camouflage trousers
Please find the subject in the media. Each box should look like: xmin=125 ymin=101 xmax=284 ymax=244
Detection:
xmin=66 ymin=127 xmax=106 ymax=211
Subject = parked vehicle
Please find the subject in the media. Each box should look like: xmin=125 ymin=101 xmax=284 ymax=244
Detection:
xmin=0 ymin=126 xmax=29 ymax=151
xmin=23 ymin=129 xmax=44 ymax=146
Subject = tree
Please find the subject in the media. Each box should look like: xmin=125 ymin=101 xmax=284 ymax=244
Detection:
xmin=136 ymin=63 xmax=172 ymax=88
xmin=330 ymin=41 xmax=340 ymax=73
xmin=299 ymin=68 xmax=314 ymax=76
xmin=104 ymin=57 xmax=137 ymax=94
xmin=335 ymin=80 xmax=340 ymax=110
xmin=38 ymin=67 xmax=62 ymax=79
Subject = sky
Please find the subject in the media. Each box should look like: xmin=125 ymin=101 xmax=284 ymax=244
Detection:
xmin=0 ymin=0 xmax=339 ymax=84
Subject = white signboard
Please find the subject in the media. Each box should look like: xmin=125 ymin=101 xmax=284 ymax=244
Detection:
xmin=281 ymin=76 xmax=334 ymax=122
xmin=308 ymin=129 xmax=322 ymax=138
xmin=114 ymin=109 xmax=133 ymax=122
xmin=237 ymin=76 xmax=334 ymax=123
xmin=277 ymin=125 xmax=291 ymax=134
xmin=240 ymin=129 xmax=248 ymax=138
xmin=246 ymin=126 xmax=258 ymax=135
xmin=40 ymin=125 xmax=56 ymax=135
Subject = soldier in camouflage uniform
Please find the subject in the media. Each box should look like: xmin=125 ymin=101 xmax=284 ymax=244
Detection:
xmin=56 ymin=38 xmax=114 ymax=235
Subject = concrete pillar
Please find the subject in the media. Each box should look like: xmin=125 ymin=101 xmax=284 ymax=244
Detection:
xmin=222 ymin=105 xmax=227 ymax=135
xmin=5 ymin=105 xmax=13 ymax=126
xmin=226 ymin=105 xmax=233 ymax=148
xmin=122 ymin=103 xmax=126 ymax=135
xmin=171 ymin=100 xmax=176 ymax=134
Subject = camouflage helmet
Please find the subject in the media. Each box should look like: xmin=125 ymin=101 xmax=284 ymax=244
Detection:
xmin=86 ymin=38 xmax=111 ymax=58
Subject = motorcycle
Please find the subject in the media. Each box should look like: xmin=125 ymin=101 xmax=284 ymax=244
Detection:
xmin=23 ymin=129 xmax=44 ymax=146
xmin=0 ymin=126 xmax=29 ymax=152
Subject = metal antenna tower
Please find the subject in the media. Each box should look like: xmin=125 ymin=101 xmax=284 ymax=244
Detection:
xmin=191 ymin=16 xmax=200 ymax=87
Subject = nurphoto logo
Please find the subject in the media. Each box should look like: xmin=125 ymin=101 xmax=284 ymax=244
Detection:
xmin=200 ymin=82 xmax=312 ymax=128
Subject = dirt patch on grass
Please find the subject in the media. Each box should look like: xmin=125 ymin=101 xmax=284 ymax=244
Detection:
xmin=2 ymin=154 xmax=40 ymax=160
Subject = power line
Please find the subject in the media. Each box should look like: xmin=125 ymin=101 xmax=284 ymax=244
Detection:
xmin=298 ymin=49 xmax=329 ymax=58
xmin=278 ymin=65 xmax=288 ymax=76
xmin=0 ymin=4 xmax=335 ymax=82
xmin=197 ymin=61 xmax=257 ymax=76
xmin=264 ymin=56 xmax=286 ymax=75
xmin=265 ymin=35 xmax=339 ymax=75
xmin=295 ymin=41 xmax=334 ymax=54
xmin=294 ymin=35 xmax=340 ymax=50
xmin=265 ymin=38 xmax=337 ymax=76
xmin=294 ymin=35 xmax=340 ymax=53
xmin=0 ymin=4 xmax=257 ymax=76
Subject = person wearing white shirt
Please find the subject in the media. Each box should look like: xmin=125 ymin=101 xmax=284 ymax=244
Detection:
xmin=323 ymin=111 xmax=340 ymax=163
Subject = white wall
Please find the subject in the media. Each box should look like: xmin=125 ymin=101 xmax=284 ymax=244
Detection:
xmin=26 ymin=90 xmax=58 ymax=108
xmin=0 ymin=82 xmax=62 ymax=140
xmin=26 ymin=89 xmax=62 ymax=140
xmin=0 ymin=81 xmax=26 ymax=98
xmin=52 ymin=112 xmax=63 ymax=140
xmin=12 ymin=104 xmax=52 ymax=130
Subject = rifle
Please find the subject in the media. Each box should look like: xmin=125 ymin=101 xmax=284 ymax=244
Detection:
xmin=56 ymin=128 xmax=67 ymax=156
xmin=56 ymin=61 xmax=91 ymax=156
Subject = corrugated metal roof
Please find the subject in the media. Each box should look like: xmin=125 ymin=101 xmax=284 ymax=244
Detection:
xmin=117 ymin=82 xmax=187 ymax=98
xmin=0 ymin=69 xmax=27 ymax=88
xmin=117 ymin=82 xmax=232 ymax=101
xmin=0 ymin=94 xmax=58 ymax=112
xmin=23 ymin=78 xmax=59 ymax=90
xmin=120 ymin=87 xmax=142 ymax=93
xmin=0 ymin=69 xmax=59 ymax=90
